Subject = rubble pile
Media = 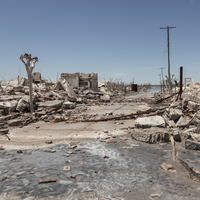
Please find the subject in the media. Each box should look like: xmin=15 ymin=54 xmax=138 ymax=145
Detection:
xmin=130 ymin=80 xmax=200 ymax=152
xmin=0 ymin=76 xmax=131 ymax=132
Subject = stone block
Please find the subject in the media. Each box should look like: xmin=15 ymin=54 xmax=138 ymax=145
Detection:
xmin=175 ymin=116 xmax=189 ymax=128
xmin=191 ymin=111 xmax=200 ymax=125
xmin=62 ymin=101 xmax=76 ymax=109
xmin=8 ymin=119 xmax=24 ymax=127
xmin=100 ymin=94 xmax=110 ymax=102
xmin=185 ymin=139 xmax=200 ymax=150
xmin=191 ymin=134 xmax=200 ymax=142
xmin=165 ymin=108 xmax=182 ymax=121
xmin=38 ymin=100 xmax=63 ymax=110
xmin=16 ymin=96 xmax=30 ymax=112
xmin=131 ymin=128 xmax=169 ymax=144
xmin=0 ymin=129 xmax=9 ymax=135
xmin=135 ymin=116 xmax=165 ymax=128
xmin=172 ymin=130 xmax=181 ymax=142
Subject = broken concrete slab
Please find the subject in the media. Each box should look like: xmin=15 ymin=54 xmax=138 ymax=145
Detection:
xmin=175 ymin=116 xmax=189 ymax=128
xmin=191 ymin=110 xmax=200 ymax=125
xmin=62 ymin=102 xmax=76 ymax=109
xmin=172 ymin=130 xmax=181 ymax=142
xmin=164 ymin=108 xmax=182 ymax=121
xmin=0 ymin=129 xmax=9 ymax=135
xmin=57 ymin=78 xmax=77 ymax=98
xmin=131 ymin=128 xmax=169 ymax=144
xmin=191 ymin=134 xmax=200 ymax=142
xmin=2 ymin=100 xmax=18 ymax=112
xmin=16 ymin=96 xmax=30 ymax=112
xmin=135 ymin=116 xmax=165 ymax=128
xmin=187 ymin=101 xmax=200 ymax=111
xmin=37 ymin=100 xmax=63 ymax=110
xmin=184 ymin=139 xmax=200 ymax=150
xmin=100 ymin=94 xmax=110 ymax=102
xmin=8 ymin=119 xmax=24 ymax=127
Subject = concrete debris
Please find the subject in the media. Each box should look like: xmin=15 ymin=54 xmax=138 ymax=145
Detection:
xmin=62 ymin=101 xmax=76 ymax=109
xmin=184 ymin=140 xmax=200 ymax=150
xmin=164 ymin=108 xmax=182 ymax=121
xmin=131 ymin=128 xmax=169 ymax=144
xmin=135 ymin=116 xmax=165 ymax=128
xmin=1 ymin=73 xmax=200 ymax=155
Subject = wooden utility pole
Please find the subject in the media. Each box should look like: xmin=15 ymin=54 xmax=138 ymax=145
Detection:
xmin=160 ymin=26 xmax=176 ymax=92
xmin=180 ymin=66 xmax=183 ymax=100
xmin=20 ymin=53 xmax=38 ymax=112
xmin=159 ymin=74 xmax=162 ymax=92
xmin=159 ymin=67 xmax=165 ymax=90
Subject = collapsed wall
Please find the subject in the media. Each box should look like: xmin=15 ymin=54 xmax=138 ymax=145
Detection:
xmin=61 ymin=72 xmax=98 ymax=92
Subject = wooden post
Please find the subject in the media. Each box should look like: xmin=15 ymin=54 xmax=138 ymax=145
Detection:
xmin=20 ymin=54 xmax=38 ymax=112
xmin=180 ymin=66 xmax=183 ymax=100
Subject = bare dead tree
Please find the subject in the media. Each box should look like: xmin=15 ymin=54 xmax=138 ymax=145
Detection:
xmin=20 ymin=53 xmax=38 ymax=112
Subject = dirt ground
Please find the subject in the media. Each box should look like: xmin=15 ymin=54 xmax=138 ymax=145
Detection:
xmin=1 ymin=92 xmax=200 ymax=200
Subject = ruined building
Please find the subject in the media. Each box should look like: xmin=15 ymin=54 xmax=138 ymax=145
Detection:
xmin=60 ymin=72 xmax=98 ymax=92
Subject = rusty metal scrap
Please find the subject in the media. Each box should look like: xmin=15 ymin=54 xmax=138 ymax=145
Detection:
xmin=155 ymin=92 xmax=178 ymax=103
xmin=65 ymin=107 xmax=167 ymax=123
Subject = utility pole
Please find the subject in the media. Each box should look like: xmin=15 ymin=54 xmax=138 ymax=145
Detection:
xmin=160 ymin=26 xmax=176 ymax=92
xmin=159 ymin=74 xmax=162 ymax=92
xmin=159 ymin=67 xmax=165 ymax=91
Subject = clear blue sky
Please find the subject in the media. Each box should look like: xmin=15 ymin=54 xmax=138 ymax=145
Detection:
xmin=0 ymin=0 xmax=199 ymax=84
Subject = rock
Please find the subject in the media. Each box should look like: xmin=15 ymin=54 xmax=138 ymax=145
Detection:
xmin=191 ymin=134 xmax=200 ymax=142
xmin=185 ymin=139 xmax=200 ymax=150
xmin=135 ymin=116 xmax=165 ymax=128
xmin=16 ymin=96 xmax=30 ymax=112
xmin=162 ymin=113 xmax=175 ymax=128
xmin=173 ymin=130 xmax=181 ymax=142
xmin=197 ymin=124 xmax=200 ymax=134
xmin=187 ymin=101 xmax=200 ymax=111
xmin=131 ymin=128 xmax=169 ymax=144
xmin=63 ymin=166 xmax=71 ymax=171
xmin=170 ymin=101 xmax=182 ymax=109
xmin=182 ymin=92 xmax=197 ymax=103
xmin=191 ymin=111 xmax=200 ymax=125
xmin=150 ymin=193 xmax=161 ymax=199
xmin=62 ymin=101 xmax=76 ymax=109
xmin=38 ymin=100 xmax=63 ymax=110
xmin=165 ymin=108 xmax=182 ymax=121
xmin=0 ymin=129 xmax=9 ymax=135
xmin=67 ymin=96 xmax=77 ymax=102
xmin=175 ymin=116 xmax=189 ymax=128
xmin=0 ymin=100 xmax=18 ymax=112
xmin=45 ymin=141 xmax=52 ymax=144
xmin=160 ymin=163 xmax=174 ymax=170
xmin=100 ymin=94 xmax=110 ymax=102
xmin=77 ymin=161 xmax=84 ymax=165
xmin=106 ymin=139 xmax=117 ymax=143
xmin=77 ymin=98 xmax=86 ymax=104
xmin=44 ymin=149 xmax=56 ymax=153
xmin=38 ymin=178 xmax=57 ymax=184
xmin=8 ymin=119 xmax=24 ymax=127
xmin=68 ymin=145 xmax=77 ymax=149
